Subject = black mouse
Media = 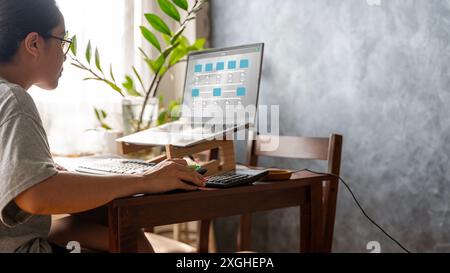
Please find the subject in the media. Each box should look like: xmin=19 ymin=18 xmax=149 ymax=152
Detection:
xmin=196 ymin=167 xmax=208 ymax=175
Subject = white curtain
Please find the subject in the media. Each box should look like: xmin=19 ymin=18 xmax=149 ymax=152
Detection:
xmin=30 ymin=0 xmax=206 ymax=156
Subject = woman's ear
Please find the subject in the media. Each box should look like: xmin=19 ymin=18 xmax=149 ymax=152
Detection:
xmin=23 ymin=32 xmax=42 ymax=58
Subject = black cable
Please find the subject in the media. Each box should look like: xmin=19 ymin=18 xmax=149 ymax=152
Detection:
xmin=298 ymin=168 xmax=412 ymax=253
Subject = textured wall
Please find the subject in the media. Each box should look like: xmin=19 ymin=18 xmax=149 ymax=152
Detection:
xmin=210 ymin=0 xmax=450 ymax=253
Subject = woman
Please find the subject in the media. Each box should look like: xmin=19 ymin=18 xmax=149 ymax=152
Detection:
xmin=0 ymin=0 xmax=205 ymax=253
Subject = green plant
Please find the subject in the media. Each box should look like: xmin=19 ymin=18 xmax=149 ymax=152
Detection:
xmin=69 ymin=0 xmax=207 ymax=132
xmin=93 ymin=107 xmax=113 ymax=130
xmin=156 ymin=95 xmax=182 ymax=126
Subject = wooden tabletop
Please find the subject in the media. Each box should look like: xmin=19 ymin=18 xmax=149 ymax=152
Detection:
xmin=110 ymin=171 xmax=331 ymax=207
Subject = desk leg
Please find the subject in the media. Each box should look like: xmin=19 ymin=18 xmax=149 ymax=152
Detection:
xmin=108 ymin=206 xmax=140 ymax=253
xmin=310 ymin=183 xmax=324 ymax=252
xmin=300 ymin=202 xmax=311 ymax=252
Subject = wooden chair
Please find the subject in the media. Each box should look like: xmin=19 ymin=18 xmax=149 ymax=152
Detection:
xmin=239 ymin=132 xmax=343 ymax=252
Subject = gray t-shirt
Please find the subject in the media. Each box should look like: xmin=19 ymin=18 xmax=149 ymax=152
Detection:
xmin=0 ymin=78 xmax=57 ymax=253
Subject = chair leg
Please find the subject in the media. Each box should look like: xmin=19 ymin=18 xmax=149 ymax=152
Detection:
xmin=197 ymin=219 xmax=211 ymax=253
xmin=208 ymin=221 xmax=217 ymax=253
xmin=322 ymin=178 xmax=339 ymax=252
xmin=173 ymin=223 xmax=181 ymax=241
xmin=238 ymin=213 xmax=252 ymax=251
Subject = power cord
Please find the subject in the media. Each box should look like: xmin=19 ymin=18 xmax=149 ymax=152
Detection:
xmin=298 ymin=168 xmax=412 ymax=253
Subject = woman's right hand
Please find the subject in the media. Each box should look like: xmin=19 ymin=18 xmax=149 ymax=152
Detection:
xmin=139 ymin=159 xmax=207 ymax=193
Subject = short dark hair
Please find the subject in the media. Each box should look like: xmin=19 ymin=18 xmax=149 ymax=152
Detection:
xmin=0 ymin=0 xmax=61 ymax=63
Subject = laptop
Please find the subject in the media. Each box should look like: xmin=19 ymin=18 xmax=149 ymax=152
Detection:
xmin=116 ymin=43 xmax=265 ymax=147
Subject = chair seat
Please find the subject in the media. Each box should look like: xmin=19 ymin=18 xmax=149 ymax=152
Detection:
xmin=144 ymin=232 xmax=196 ymax=253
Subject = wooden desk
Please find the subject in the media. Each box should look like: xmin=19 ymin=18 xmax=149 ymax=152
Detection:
xmin=104 ymin=171 xmax=335 ymax=253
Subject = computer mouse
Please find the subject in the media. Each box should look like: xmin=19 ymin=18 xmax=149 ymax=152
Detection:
xmin=196 ymin=167 xmax=208 ymax=175
xmin=189 ymin=164 xmax=208 ymax=175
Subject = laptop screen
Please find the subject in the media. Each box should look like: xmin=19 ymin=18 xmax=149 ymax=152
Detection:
xmin=181 ymin=43 xmax=264 ymax=124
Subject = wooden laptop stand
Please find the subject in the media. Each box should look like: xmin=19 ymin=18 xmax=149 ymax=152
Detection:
xmin=117 ymin=139 xmax=236 ymax=176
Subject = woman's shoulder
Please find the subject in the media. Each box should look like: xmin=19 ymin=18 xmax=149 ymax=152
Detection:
xmin=0 ymin=80 xmax=38 ymax=126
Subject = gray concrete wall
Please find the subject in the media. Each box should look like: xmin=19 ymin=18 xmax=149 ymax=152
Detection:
xmin=210 ymin=0 xmax=450 ymax=253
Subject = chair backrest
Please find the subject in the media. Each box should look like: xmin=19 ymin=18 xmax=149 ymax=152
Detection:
xmin=246 ymin=131 xmax=343 ymax=252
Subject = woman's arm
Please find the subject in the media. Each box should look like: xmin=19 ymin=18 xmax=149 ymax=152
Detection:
xmin=14 ymin=159 xmax=206 ymax=215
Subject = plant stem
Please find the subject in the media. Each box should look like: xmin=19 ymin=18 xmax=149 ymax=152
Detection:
xmin=144 ymin=76 xmax=164 ymax=128
xmin=136 ymin=72 xmax=159 ymax=131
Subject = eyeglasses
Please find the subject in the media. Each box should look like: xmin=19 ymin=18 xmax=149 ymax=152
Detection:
xmin=46 ymin=34 xmax=73 ymax=56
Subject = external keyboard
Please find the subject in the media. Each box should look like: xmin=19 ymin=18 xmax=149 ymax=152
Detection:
xmin=205 ymin=169 xmax=269 ymax=188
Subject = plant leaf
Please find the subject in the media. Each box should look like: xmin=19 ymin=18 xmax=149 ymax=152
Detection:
xmin=94 ymin=108 xmax=101 ymax=121
xmin=122 ymin=75 xmax=134 ymax=90
xmin=70 ymin=35 xmax=77 ymax=56
xmin=169 ymin=48 xmax=187 ymax=66
xmin=172 ymin=0 xmax=188 ymax=10
xmin=170 ymin=25 xmax=186 ymax=45
xmin=169 ymin=100 xmax=181 ymax=118
xmin=162 ymin=42 xmax=179 ymax=57
xmin=138 ymin=47 xmax=150 ymax=59
xmin=146 ymin=60 xmax=157 ymax=73
xmin=95 ymin=48 xmax=103 ymax=73
xmin=101 ymin=110 xmax=107 ymax=119
xmin=132 ymin=66 xmax=145 ymax=92
xmin=192 ymin=38 xmax=206 ymax=50
xmin=158 ymin=0 xmax=180 ymax=22
xmin=153 ymin=54 xmax=166 ymax=73
xmin=148 ymin=42 xmax=179 ymax=74
xmin=159 ymin=65 xmax=168 ymax=76
xmin=145 ymin=13 xmax=172 ymax=37
xmin=157 ymin=110 xmax=168 ymax=126
xmin=101 ymin=123 xmax=112 ymax=130
xmin=125 ymin=88 xmax=142 ymax=97
xmin=85 ymin=41 xmax=92 ymax=64
xmin=109 ymin=64 xmax=116 ymax=83
xmin=177 ymin=36 xmax=190 ymax=49
xmin=122 ymin=75 xmax=142 ymax=97
xmin=162 ymin=34 xmax=171 ymax=44
xmin=168 ymin=100 xmax=179 ymax=111
xmin=105 ymin=81 xmax=124 ymax=96
xmin=158 ymin=95 xmax=165 ymax=106
xmin=140 ymin=26 xmax=161 ymax=52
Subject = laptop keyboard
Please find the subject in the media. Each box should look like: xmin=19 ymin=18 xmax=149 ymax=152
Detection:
xmin=76 ymin=158 xmax=155 ymax=175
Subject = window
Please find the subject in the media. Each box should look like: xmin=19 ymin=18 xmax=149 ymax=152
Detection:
xmin=29 ymin=0 xmax=131 ymax=156
xmin=29 ymin=0 xmax=208 ymax=156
